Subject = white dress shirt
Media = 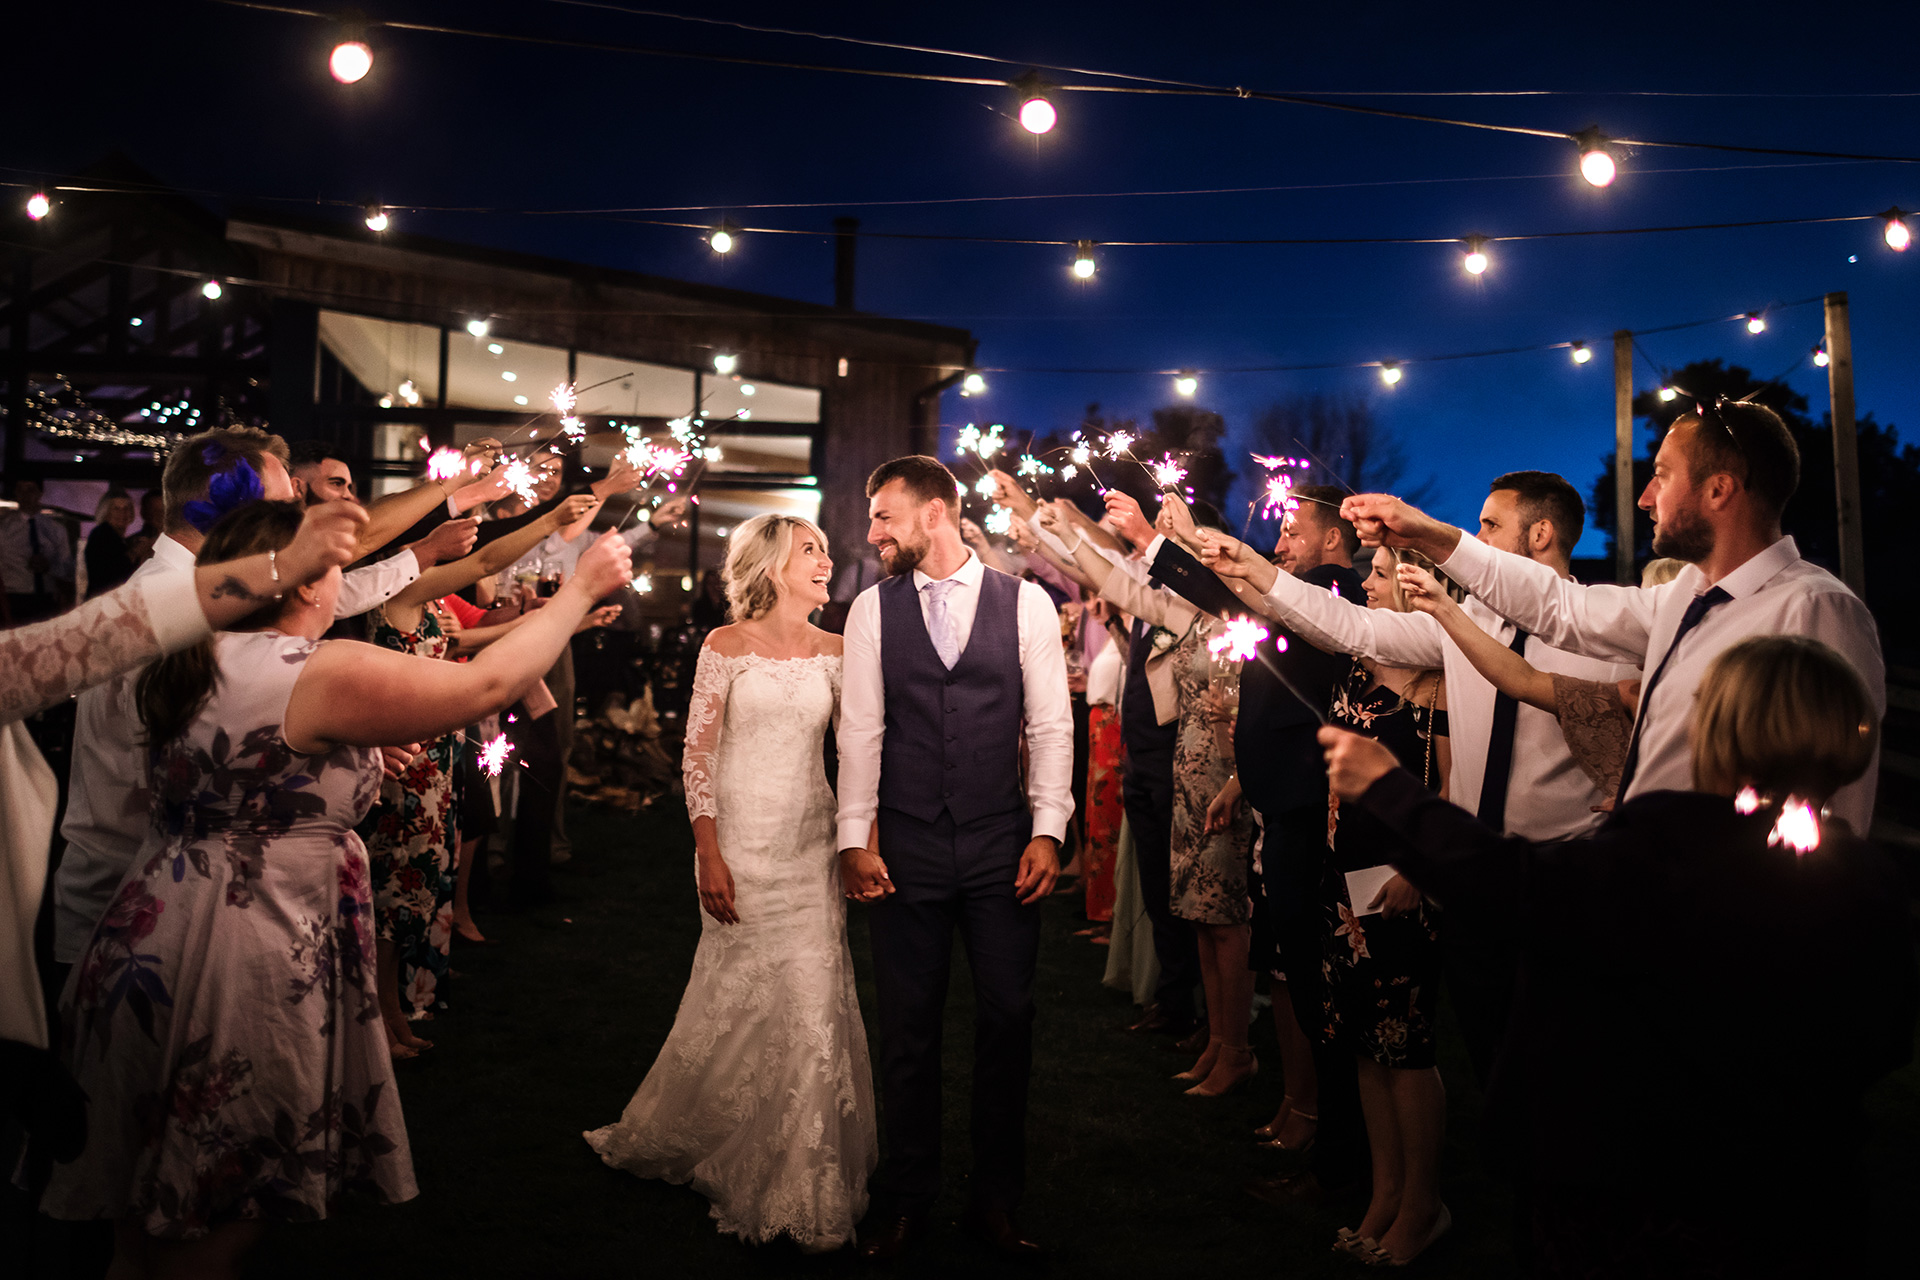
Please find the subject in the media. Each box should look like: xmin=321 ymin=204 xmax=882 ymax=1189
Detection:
xmin=54 ymin=536 xmax=421 ymax=962
xmin=835 ymin=550 xmax=1076 ymax=851
xmin=1257 ymin=555 xmax=1638 ymax=841
xmin=1438 ymin=533 xmax=1885 ymax=831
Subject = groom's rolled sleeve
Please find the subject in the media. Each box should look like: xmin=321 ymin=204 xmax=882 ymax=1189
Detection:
xmin=834 ymin=589 xmax=887 ymax=853
xmin=1016 ymin=580 xmax=1076 ymax=844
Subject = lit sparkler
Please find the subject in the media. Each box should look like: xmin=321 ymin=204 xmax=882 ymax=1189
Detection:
xmin=1206 ymin=616 xmax=1279 ymax=664
xmin=1105 ymin=431 xmax=1136 ymax=460
xmin=499 ymin=457 xmax=539 ymax=505
xmin=1069 ymin=443 xmax=1092 ymax=466
xmin=479 ymin=734 xmax=515 ymax=778
xmin=1768 ymin=799 xmax=1821 ymax=854
xmin=974 ymin=474 xmax=998 ymax=498
xmin=550 ymin=382 xmax=578 ymax=417
xmin=1734 ymin=786 xmax=1761 ymax=814
xmin=426 ymin=447 xmax=466 ymax=482
xmin=1149 ymin=454 xmax=1188 ymax=490
xmin=984 ymin=506 xmax=1013 ymax=536
xmin=1017 ymin=454 xmax=1055 ymax=479
xmin=631 ymin=573 xmax=653 ymax=594
xmin=1061 ymin=464 xmax=1079 ymax=482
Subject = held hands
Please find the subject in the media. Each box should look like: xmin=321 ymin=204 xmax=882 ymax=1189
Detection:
xmin=1014 ymin=836 xmax=1060 ymax=905
xmin=1369 ymin=873 xmax=1425 ymax=919
xmin=1338 ymin=494 xmax=1459 ymax=558
xmin=279 ymin=499 xmax=370 ymax=586
xmin=696 ymin=850 xmax=739 ymax=924
xmin=1102 ymin=490 xmax=1155 ymax=548
xmin=840 ymin=847 xmax=894 ymax=901
xmin=1319 ymin=726 xmax=1400 ymax=801
xmin=567 ymin=530 xmax=635 ymax=601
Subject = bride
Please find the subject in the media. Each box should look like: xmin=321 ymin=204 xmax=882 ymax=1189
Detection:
xmin=585 ymin=513 xmax=876 ymax=1252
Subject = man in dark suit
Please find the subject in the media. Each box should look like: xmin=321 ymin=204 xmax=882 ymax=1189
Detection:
xmin=1130 ymin=486 xmax=1371 ymax=1205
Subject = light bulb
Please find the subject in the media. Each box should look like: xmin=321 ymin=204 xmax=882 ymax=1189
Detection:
xmin=1462 ymin=236 xmax=1489 ymax=275
xmin=486 ymin=342 xmax=503 ymax=354
xmin=1746 ymin=313 xmax=1767 ymax=334
xmin=329 ymin=40 xmax=373 ymax=84
xmin=1072 ymin=240 xmax=1096 ymax=279
xmin=467 ymin=318 xmax=490 ymax=337
xmin=1571 ymin=342 xmax=1592 ymax=364
xmin=962 ymin=371 xmax=987 ymax=395
xmin=1380 ymin=363 xmax=1402 ymax=386
xmin=201 ymin=280 xmax=222 ymax=300
xmin=1575 ymin=127 xmax=1616 ymax=187
xmin=713 ymin=353 xmax=737 ymax=374
xmin=501 ymin=370 xmax=517 ymax=382
xmin=1019 ymin=95 xmax=1057 ymax=135
xmin=1658 ymin=385 xmax=1678 ymax=402
xmin=709 ymin=228 xmax=734 ymax=254
xmin=1174 ymin=375 xmax=1198 ymax=397
xmin=1813 ymin=345 xmax=1830 ymax=368
xmin=364 ymin=205 xmax=389 ymax=232
xmin=1885 ymin=208 xmax=1912 ymax=251
xmin=26 ymin=192 xmax=51 ymax=220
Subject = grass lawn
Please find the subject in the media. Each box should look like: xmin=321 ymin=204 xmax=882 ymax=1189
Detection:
xmin=237 ymin=801 xmax=1918 ymax=1278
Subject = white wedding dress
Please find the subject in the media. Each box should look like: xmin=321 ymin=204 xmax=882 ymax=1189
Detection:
xmin=585 ymin=647 xmax=876 ymax=1249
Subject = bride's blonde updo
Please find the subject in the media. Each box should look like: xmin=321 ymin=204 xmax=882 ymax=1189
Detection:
xmin=723 ymin=513 xmax=829 ymax=621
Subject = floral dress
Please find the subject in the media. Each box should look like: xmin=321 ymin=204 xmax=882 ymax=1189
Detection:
xmin=358 ymin=604 xmax=456 ymax=1019
xmin=1169 ymin=618 xmax=1252 ymax=925
xmin=1321 ymin=659 xmax=1448 ymax=1069
xmin=42 ymin=631 xmax=416 ymax=1237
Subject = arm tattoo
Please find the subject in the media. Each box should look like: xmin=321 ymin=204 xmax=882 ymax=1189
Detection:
xmin=210 ymin=575 xmax=270 ymax=603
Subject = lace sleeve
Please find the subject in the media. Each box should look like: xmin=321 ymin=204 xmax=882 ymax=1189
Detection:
xmin=0 ymin=577 xmax=196 ymax=725
xmin=1549 ymin=673 xmax=1633 ymax=798
xmin=682 ymin=644 xmax=734 ymax=822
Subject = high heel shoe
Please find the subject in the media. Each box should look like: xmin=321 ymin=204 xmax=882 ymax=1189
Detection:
xmin=1254 ymin=1095 xmax=1296 ymax=1141
xmin=1256 ymin=1110 xmax=1317 ymax=1153
xmin=1360 ymin=1205 xmax=1452 ymax=1267
xmin=1173 ymin=1037 xmax=1221 ymax=1084
xmin=1186 ymin=1046 xmax=1258 ymax=1097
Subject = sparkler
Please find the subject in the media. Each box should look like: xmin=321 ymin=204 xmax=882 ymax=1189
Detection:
xmin=1017 ymin=454 xmax=1055 ymax=479
xmin=1768 ymin=799 xmax=1821 ymax=854
xmin=499 ymin=457 xmax=540 ymax=505
xmin=973 ymin=474 xmax=998 ymax=498
xmin=1104 ymin=430 xmax=1136 ymax=460
xmin=631 ymin=573 xmax=653 ymax=594
xmin=1734 ymin=786 xmax=1761 ymax=814
xmin=1206 ymin=616 xmax=1275 ymax=663
xmin=426 ymin=447 xmax=466 ymax=482
xmin=984 ymin=506 xmax=1013 ymax=536
xmin=1149 ymin=453 xmax=1188 ymax=491
xmin=479 ymin=734 xmax=515 ymax=778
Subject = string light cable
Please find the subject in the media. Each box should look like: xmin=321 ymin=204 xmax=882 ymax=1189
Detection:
xmin=204 ymin=0 xmax=1920 ymax=167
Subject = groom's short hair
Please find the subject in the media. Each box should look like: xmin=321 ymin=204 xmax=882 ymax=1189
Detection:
xmin=866 ymin=456 xmax=962 ymax=525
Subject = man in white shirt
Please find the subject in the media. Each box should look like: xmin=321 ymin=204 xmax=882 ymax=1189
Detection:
xmin=1341 ymin=398 xmax=1885 ymax=832
xmin=0 ymin=477 xmax=76 ymax=622
xmin=52 ymin=431 xmax=481 ymax=987
xmin=836 ymin=457 xmax=1071 ymax=1264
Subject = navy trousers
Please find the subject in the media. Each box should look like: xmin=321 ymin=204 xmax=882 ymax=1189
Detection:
xmin=1121 ymin=756 xmax=1199 ymax=1022
xmin=869 ymin=804 xmax=1040 ymax=1217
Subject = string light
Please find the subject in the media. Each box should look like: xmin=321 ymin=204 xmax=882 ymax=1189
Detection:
xmin=1379 ymin=362 xmax=1402 ymax=386
xmin=1571 ymin=342 xmax=1592 ymax=364
xmin=1658 ymin=385 xmax=1678 ymax=402
xmin=363 ymin=205 xmax=389 ymax=232
xmin=708 ymin=223 xmax=736 ymax=253
xmin=712 ymin=352 xmax=738 ymax=374
xmin=1885 ymin=207 xmax=1912 ymax=251
xmin=467 ymin=318 xmax=490 ymax=337
xmin=1015 ymin=75 xmax=1057 ymax=135
xmin=961 ymin=370 xmax=988 ymax=396
xmin=1813 ymin=344 xmax=1830 ymax=367
xmin=26 ymin=192 xmax=51 ymax=221
xmin=1072 ymin=240 xmax=1097 ymax=279
xmin=1173 ymin=373 xmax=1198 ymax=397
xmin=201 ymin=280 xmax=223 ymax=300
xmin=1745 ymin=312 xmax=1767 ymax=334
xmin=1575 ymin=127 xmax=1617 ymax=187
xmin=1462 ymin=235 xmax=1490 ymax=275
xmin=329 ymin=35 xmax=373 ymax=84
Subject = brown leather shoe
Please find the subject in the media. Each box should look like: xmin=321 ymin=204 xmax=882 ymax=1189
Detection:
xmin=858 ymin=1214 xmax=925 ymax=1264
xmin=962 ymin=1205 xmax=1046 ymax=1266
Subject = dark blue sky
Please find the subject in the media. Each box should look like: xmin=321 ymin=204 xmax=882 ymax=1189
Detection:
xmin=16 ymin=1 xmax=1919 ymax=554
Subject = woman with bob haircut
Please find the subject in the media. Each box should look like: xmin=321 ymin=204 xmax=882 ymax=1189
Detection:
xmin=586 ymin=512 xmax=878 ymax=1255
xmin=1318 ymin=634 xmax=1915 ymax=1276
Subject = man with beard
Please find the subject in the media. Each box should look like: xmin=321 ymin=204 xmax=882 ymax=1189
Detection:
xmin=836 ymin=456 xmax=1073 ymax=1263
xmin=1339 ymin=399 xmax=1884 ymax=832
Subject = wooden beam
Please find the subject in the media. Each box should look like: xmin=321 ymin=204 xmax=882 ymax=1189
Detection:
xmin=1824 ymin=292 xmax=1865 ymax=596
xmin=1613 ymin=329 xmax=1634 ymax=585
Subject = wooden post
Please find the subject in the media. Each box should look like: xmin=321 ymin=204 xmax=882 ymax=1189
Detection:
xmin=1823 ymin=292 xmax=1866 ymax=597
xmin=1613 ymin=329 xmax=1635 ymax=585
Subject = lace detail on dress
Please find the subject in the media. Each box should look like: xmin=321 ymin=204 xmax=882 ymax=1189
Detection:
xmin=1550 ymin=673 xmax=1633 ymax=799
xmin=590 ymin=647 xmax=872 ymax=1248
xmin=0 ymin=585 xmax=164 ymax=725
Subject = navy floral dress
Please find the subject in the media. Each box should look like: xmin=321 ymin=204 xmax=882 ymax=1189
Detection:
xmin=359 ymin=604 xmax=456 ymax=1019
xmin=1321 ymin=658 xmax=1449 ymax=1070
xmin=44 ymin=631 xmax=416 ymax=1237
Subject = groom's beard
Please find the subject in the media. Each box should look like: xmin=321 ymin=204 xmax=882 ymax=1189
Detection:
xmin=876 ymin=535 xmax=928 ymax=577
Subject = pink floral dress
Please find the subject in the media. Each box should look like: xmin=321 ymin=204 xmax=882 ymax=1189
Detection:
xmin=42 ymin=631 xmax=416 ymax=1238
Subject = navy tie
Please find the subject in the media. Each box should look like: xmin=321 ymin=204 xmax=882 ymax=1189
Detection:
xmin=1475 ymin=629 xmax=1529 ymax=831
xmin=1615 ymin=586 xmax=1732 ymax=801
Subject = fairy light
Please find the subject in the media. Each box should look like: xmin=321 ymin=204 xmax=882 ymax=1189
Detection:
xmin=1173 ymin=374 xmax=1198 ymax=397
xmin=478 ymin=734 xmax=514 ymax=778
xmin=1571 ymin=342 xmax=1593 ymax=364
xmin=1149 ymin=454 xmax=1188 ymax=490
xmin=201 ymin=280 xmax=222 ymax=300
xmin=709 ymin=224 xmax=735 ymax=253
xmin=364 ymin=205 xmax=389 ymax=232
xmin=1015 ymin=75 xmax=1058 ymax=135
xmin=1462 ymin=236 xmax=1490 ymax=275
xmin=1884 ymin=207 xmax=1912 ymax=251
xmin=26 ymin=192 xmax=51 ymax=220
xmin=1813 ymin=344 xmax=1830 ymax=368
xmin=329 ymin=38 xmax=373 ymax=84
xmin=1575 ymin=127 xmax=1617 ymax=187
xmin=961 ymin=371 xmax=987 ymax=396
xmin=713 ymin=353 xmax=738 ymax=374
xmin=1206 ymin=617 xmax=1275 ymax=663
xmin=1768 ymin=799 xmax=1821 ymax=854
xmin=396 ymin=379 xmax=421 ymax=406
xmin=1072 ymin=240 xmax=1097 ymax=279
xmin=1380 ymin=362 xmax=1402 ymax=386
xmin=467 ymin=318 xmax=490 ymax=338
xmin=1745 ymin=312 xmax=1767 ymax=334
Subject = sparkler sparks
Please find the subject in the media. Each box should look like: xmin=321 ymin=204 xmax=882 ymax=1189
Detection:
xmin=1768 ymin=799 xmax=1821 ymax=854
xmin=1104 ymin=431 xmax=1136 ymax=460
xmin=1734 ymin=786 xmax=1761 ymax=814
xmin=426 ymin=448 xmax=466 ymax=482
xmin=1061 ymin=464 xmax=1079 ymax=482
xmin=984 ymin=506 xmax=1013 ymax=536
xmin=1149 ymin=454 xmax=1188 ymax=490
xmin=955 ymin=424 xmax=1006 ymax=462
xmin=499 ymin=457 xmax=539 ymax=505
xmin=624 ymin=440 xmax=690 ymax=479
xmin=1017 ymin=454 xmax=1055 ymax=479
xmin=1263 ymin=475 xmax=1300 ymax=519
xmin=974 ymin=474 xmax=998 ymax=498
xmin=631 ymin=573 xmax=653 ymax=594
xmin=1206 ymin=616 xmax=1278 ymax=663
xmin=1069 ymin=443 xmax=1092 ymax=466
xmin=550 ymin=382 xmax=578 ymax=417
xmin=479 ymin=734 xmax=515 ymax=778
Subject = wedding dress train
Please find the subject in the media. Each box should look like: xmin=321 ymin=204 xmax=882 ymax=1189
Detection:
xmin=585 ymin=649 xmax=875 ymax=1248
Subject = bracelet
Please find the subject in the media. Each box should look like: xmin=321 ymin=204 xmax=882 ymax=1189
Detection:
xmin=267 ymin=548 xmax=284 ymax=600
xmin=1065 ymin=533 xmax=1086 ymax=555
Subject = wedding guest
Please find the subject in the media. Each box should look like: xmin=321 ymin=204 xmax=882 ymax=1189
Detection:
xmin=1342 ymin=401 xmax=1885 ymax=830
xmin=1640 ymin=556 xmax=1684 ymax=587
xmin=1321 ymin=634 xmax=1915 ymax=1276
xmin=41 ymin=499 xmax=631 ymax=1276
xmin=125 ymin=490 xmax=165 ymax=566
xmin=1 ymin=476 xmax=75 ymax=623
xmin=1079 ymin=599 xmax=1126 ymax=933
xmin=83 ymin=490 xmax=138 ymax=598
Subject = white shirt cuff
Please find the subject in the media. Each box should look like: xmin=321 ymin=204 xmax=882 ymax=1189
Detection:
xmin=1030 ymin=809 xmax=1071 ymax=845
xmin=835 ymin=819 xmax=871 ymax=853
xmin=139 ymin=570 xmax=212 ymax=654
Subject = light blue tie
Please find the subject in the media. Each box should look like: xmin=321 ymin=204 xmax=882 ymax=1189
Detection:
xmin=924 ymin=578 xmax=961 ymax=669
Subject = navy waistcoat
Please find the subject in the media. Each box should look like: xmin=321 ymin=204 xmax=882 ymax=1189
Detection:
xmin=1121 ymin=616 xmax=1177 ymax=770
xmin=877 ymin=566 xmax=1027 ymax=826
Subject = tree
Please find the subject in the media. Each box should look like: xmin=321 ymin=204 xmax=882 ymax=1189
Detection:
xmin=1018 ymin=402 xmax=1235 ymax=527
xmin=1238 ymin=392 xmax=1434 ymax=539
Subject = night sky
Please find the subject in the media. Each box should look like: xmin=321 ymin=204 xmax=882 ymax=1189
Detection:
xmin=15 ymin=1 xmax=1920 ymax=554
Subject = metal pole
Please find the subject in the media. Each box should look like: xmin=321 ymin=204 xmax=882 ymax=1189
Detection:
xmin=1823 ymin=292 xmax=1865 ymax=597
xmin=1613 ymin=329 xmax=1634 ymax=585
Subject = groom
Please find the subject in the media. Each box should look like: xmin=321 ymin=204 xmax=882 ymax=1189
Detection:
xmin=837 ymin=456 xmax=1075 ymax=1263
